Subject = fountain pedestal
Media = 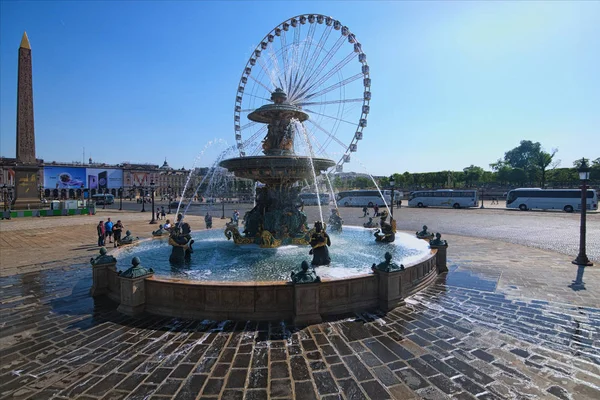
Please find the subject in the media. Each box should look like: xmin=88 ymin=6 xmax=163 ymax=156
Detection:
xmin=220 ymin=89 xmax=334 ymax=248
xmin=293 ymin=282 xmax=322 ymax=325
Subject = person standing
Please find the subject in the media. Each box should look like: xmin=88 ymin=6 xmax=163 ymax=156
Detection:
xmin=97 ymin=220 xmax=105 ymax=246
xmin=104 ymin=218 xmax=114 ymax=243
xmin=232 ymin=209 xmax=240 ymax=226
xmin=205 ymin=212 xmax=213 ymax=229
xmin=112 ymin=220 xmax=124 ymax=248
xmin=161 ymin=206 xmax=166 ymax=219
xmin=156 ymin=207 xmax=161 ymax=221
xmin=373 ymin=204 xmax=379 ymax=217
xmin=362 ymin=206 xmax=368 ymax=217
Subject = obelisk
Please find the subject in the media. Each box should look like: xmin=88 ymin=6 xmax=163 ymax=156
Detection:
xmin=13 ymin=32 xmax=40 ymax=209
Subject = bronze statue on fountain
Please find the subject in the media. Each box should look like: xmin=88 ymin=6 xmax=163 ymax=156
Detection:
xmin=309 ymin=221 xmax=331 ymax=266
xmin=220 ymin=88 xmax=335 ymax=248
xmin=328 ymin=208 xmax=343 ymax=233
xmin=374 ymin=210 xmax=396 ymax=243
xmin=169 ymin=214 xmax=194 ymax=263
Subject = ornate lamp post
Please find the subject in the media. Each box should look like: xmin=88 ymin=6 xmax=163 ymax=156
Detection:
xmin=80 ymin=184 xmax=84 ymax=208
xmin=480 ymin=187 xmax=485 ymax=209
xmin=572 ymin=158 xmax=593 ymax=268
xmin=389 ymin=175 xmax=395 ymax=217
xmin=118 ymin=187 xmax=123 ymax=211
xmin=167 ymin=185 xmax=172 ymax=214
xmin=140 ymin=185 xmax=146 ymax=212
xmin=149 ymin=180 xmax=157 ymax=224
xmin=103 ymin=188 xmax=107 ymax=209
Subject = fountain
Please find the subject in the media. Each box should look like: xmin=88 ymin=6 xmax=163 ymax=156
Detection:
xmin=220 ymin=88 xmax=335 ymax=248
xmin=90 ymin=14 xmax=446 ymax=323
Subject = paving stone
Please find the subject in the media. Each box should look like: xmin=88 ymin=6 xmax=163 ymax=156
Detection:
xmin=371 ymin=365 xmax=400 ymax=387
xmin=338 ymin=378 xmax=367 ymax=400
xmin=313 ymin=370 xmax=338 ymax=395
xmin=395 ymin=368 xmax=430 ymax=390
xmin=269 ymin=379 xmax=292 ymax=398
xmin=155 ymin=378 xmax=183 ymax=396
xmin=247 ymin=368 xmax=268 ymax=389
xmin=294 ymin=381 xmax=318 ymax=400
xmin=225 ymin=369 xmax=248 ymax=389
xmin=342 ymin=355 xmax=373 ymax=381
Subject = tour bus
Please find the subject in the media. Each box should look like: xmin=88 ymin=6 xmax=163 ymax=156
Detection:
xmin=337 ymin=190 xmax=392 ymax=207
xmin=407 ymin=189 xmax=478 ymax=209
xmin=92 ymin=193 xmax=115 ymax=205
xmin=299 ymin=193 xmax=330 ymax=206
xmin=506 ymin=188 xmax=598 ymax=212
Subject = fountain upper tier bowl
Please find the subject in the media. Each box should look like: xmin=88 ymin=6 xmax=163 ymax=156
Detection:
xmin=219 ymin=156 xmax=335 ymax=184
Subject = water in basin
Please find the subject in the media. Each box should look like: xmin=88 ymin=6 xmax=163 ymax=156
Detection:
xmin=115 ymin=226 xmax=430 ymax=282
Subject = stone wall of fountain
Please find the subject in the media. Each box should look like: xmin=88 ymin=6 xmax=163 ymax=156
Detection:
xmin=219 ymin=88 xmax=335 ymax=248
xmin=92 ymin=246 xmax=442 ymax=323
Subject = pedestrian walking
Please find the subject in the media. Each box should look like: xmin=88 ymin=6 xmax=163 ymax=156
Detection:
xmin=362 ymin=206 xmax=368 ymax=217
xmin=399 ymin=199 xmax=402 ymax=209
xmin=373 ymin=204 xmax=379 ymax=217
xmin=156 ymin=207 xmax=161 ymax=221
xmin=104 ymin=218 xmax=114 ymax=243
xmin=97 ymin=220 xmax=105 ymax=246
xmin=112 ymin=220 xmax=124 ymax=248
xmin=233 ymin=209 xmax=240 ymax=226
xmin=161 ymin=206 xmax=166 ymax=219
xmin=205 ymin=212 xmax=213 ymax=229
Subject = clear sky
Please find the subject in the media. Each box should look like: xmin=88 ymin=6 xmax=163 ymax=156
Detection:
xmin=1 ymin=1 xmax=598 ymax=176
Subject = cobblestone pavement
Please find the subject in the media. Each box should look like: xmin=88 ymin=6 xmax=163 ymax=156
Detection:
xmin=1 ymin=210 xmax=600 ymax=399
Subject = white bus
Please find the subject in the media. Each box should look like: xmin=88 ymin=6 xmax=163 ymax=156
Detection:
xmin=408 ymin=189 xmax=478 ymax=209
xmin=506 ymin=188 xmax=598 ymax=212
xmin=337 ymin=190 xmax=392 ymax=207
xmin=299 ymin=193 xmax=330 ymax=206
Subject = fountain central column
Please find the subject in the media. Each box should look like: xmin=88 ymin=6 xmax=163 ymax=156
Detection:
xmin=220 ymin=89 xmax=335 ymax=247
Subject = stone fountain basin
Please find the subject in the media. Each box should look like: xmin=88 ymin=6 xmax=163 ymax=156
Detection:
xmin=100 ymin=227 xmax=441 ymax=322
xmin=114 ymin=227 xmax=430 ymax=281
xmin=219 ymin=156 xmax=335 ymax=183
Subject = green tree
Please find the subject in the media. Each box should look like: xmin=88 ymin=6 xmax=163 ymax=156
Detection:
xmin=534 ymin=148 xmax=559 ymax=188
xmin=354 ymin=177 xmax=370 ymax=189
xmin=508 ymin=168 xmax=528 ymax=185
xmin=504 ymin=140 xmax=541 ymax=170
xmin=462 ymin=165 xmax=484 ymax=187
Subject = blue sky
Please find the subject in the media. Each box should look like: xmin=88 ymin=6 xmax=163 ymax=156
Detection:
xmin=1 ymin=1 xmax=598 ymax=176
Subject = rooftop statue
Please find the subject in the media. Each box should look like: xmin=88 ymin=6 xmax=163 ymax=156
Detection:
xmin=309 ymin=221 xmax=331 ymax=266
xmin=372 ymin=252 xmax=404 ymax=272
xmin=118 ymin=256 xmax=154 ymax=278
xmin=430 ymin=232 xmax=448 ymax=246
xmin=90 ymin=247 xmax=116 ymax=266
xmin=291 ymin=260 xmax=321 ymax=284
xmin=118 ymin=230 xmax=139 ymax=246
xmin=416 ymin=225 xmax=434 ymax=239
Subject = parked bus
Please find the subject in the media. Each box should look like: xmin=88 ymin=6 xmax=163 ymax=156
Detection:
xmin=506 ymin=188 xmax=598 ymax=212
xmin=337 ymin=190 xmax=392 ymax=207
xmin=408 ymin=189 xmax=478 ymax=209
xmin=92 ymin=193 xmax=115 ymax=205
xmin=299 ymin=193 xmax=330 ymax=206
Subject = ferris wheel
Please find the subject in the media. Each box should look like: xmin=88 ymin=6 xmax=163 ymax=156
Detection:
xmin=233 ymin=14 xmax=371 ymax=172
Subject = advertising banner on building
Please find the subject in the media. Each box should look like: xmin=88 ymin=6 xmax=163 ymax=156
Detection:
xmin=131 ymin=172 xmax=149 ymax=186
xmin=43 ymin=166 xmax=86 ymax=189
xmin=86 ymin=168 xmax=123 ymax=189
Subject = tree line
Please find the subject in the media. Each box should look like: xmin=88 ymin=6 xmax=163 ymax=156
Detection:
xmin=333 ymin=141 xmax=599 ymax=191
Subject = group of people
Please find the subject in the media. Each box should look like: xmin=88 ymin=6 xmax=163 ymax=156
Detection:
xmin=155 ymin=206 xmax=167 ymax=220
xmin=96 ymin=217 xmax=124 ymax=248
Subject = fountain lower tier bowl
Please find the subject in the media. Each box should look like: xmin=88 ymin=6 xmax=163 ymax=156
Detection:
xmin=219 ymin=156 xmax=335 ymax=184
xmin=114 ymin=227 xmax=431 ymax=282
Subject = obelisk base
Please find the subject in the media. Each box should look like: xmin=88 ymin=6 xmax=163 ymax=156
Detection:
xmin=12 ymin=165 xmax=39 ymax=210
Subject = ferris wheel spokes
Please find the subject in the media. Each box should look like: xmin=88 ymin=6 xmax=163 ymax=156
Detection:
xmin=293 ymin=51 xmax=356 ymax=103
xmin=300 ymin=73 xmax=363 ymax=102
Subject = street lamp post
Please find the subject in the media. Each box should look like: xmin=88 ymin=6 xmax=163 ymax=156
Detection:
xmin=572 ymin=158 xmax=593 ymax=268
xmin=119 ymin=187 xmax=123 ymax=211
xmin=480 ymin=187 xmax=485 ymax=209
xmin=150 ymin=180 xmax=157 ymax=224
xmin=167 ymin=185 xmax=172 ymax=214
xmin=389 ymin=175 xmax=395 ymax=217
xmin=103 ymin=188 xmax=107 ymax=209
xmin=221 ymin=199 xmax=225 ymax=220
xmin=140 ymin=186 xmax=146 ymax=212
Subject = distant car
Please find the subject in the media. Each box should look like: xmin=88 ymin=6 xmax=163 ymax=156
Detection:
xmin=204 ymin=198 xmax=216 ymax=203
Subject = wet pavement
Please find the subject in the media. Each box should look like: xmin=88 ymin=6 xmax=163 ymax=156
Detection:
xmin=1 ymin=210 xmax=600 ymax=399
